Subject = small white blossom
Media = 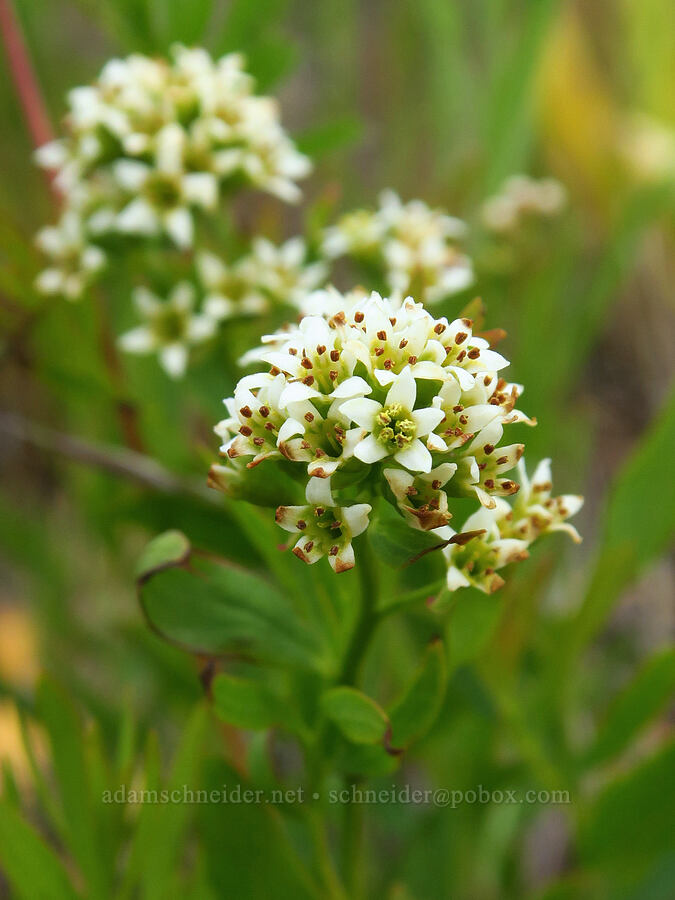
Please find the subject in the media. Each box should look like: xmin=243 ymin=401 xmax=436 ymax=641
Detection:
xmin=322 ymin=190 xmax=473 ymax=305
xmin=34 ymin=210 xmax=106 ymax=300
xmin=275 ymin=478 xmax=371 ymax=573
xmin=482 ymin=175 xmax=567 ymax=233
xmin=118 ymin=282 xmax=217 ymax=378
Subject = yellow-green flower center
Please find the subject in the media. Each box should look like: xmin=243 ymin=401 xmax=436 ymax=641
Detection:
xmin=375 ymin=403 xmax=416 ymax=449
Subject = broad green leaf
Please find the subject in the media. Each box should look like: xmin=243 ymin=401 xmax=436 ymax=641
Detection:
xmin=322 ymin=686 xmax=390 ymax=745
xmin=333 ymin=741 xmax=401 ymax=778
xmin=368 ymin=499 xmax=445 ymax=570
xmin=137 ymin=532 xmax=327 ymax=673
xmin=446 ymin=588 xmax=503 ymax=668
xmin=0 ymin=802 xmax=79 ymax=900
xmin=212 ymin=673 xmax=284 ymax=730
xmin=580 ymin=740 xmax=675 ymax=872
xmin=135 ymin=529 xmax=190 ymax=580
xmin=571 ymin=389 xmax=675 ymax=652
xmin=584 ymin=648 xmax=675 ymax=768
xmin=389 ymin=639 xmax=447 ymax=747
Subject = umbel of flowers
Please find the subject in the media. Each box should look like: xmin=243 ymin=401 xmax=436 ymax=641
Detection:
xmin=34 ymin=44 xmax=311 ymax=300
xmin=209 ymin=288 xmax=582 ymax=589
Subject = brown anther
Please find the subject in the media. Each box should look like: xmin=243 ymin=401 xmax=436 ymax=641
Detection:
xmin=459 ymin=415 xmax=468 ymax=425
xmin=269 ymin=366 xmax=280 ymax=376
xmin=383 ymin=358 xmax=393 ymax=369
xmin=399 ymin=338 xmax=408 ymax=349
xmin=329 ymin=370 xmax=338 ymax=380
xmin=461 ymin=318 xmax=472 ymax=328
xmin=297 ymin=520 xmax=307 ymax=530
xmin=455 ymin=332 xmax=468 ymax=344
xmin=375 ymin=347 xmax=384 ymax=356
xmin=240 ymin=406 xmax=253 ymax=418
xmin=354 ymin=311 xmax=364 ymax=323
xmin=330 ymin=349 xmax=340 ymax=362
xmin=405 ymin=486 xmax=418 ymax=496
xmin=431 ymin=479 xmax=441 ymax=490
xmin=453 ymin=405 xmax=464 ymax=413
xmin=259 ymin=405 xmax=270 ymax=417
xmin=314 ymin=448 xmax=325 ymax=457
xmin=456 ymin=350 xmax=466 ymax=362
xmin=304 ymin=412 xmax=315 ymax=422
xmin=468 ymin=348 xmax=480 ymax=359
xmin=264 ymin=422 xmax=275 ymax=431
xmin=377 ymin=330 xmax=387 ymax=340
xmin=316 ymin=344 xmax=326 ymax=355
xmin=300 ymin=441 xmax=311 ymax=450
xmin=288 ymin=348 xmax=297 ymax=356
xmin=301 ymin=357 xmax=313 ymax=369
xmin=239 ymin=425 xmax=253 ymax=436
xmin=329 ymin=520 xmax=342 ymax=530
xmin=408 ymin=355 xmax=418 ymax=364
xmin=484 ymin=478 xmax=495 ymax=489
xmin=253 ymin=437 xmax=264 ymax=446
xmin=389 ymin=317 xmax=397 ymax=326
xmin=329 ymin=545 xmax=339 ymax=556
xmin=302 ymin=375 xmax=315 ymax=385
xmin=314 ymin=507 xmax=325 ymax=516
xmin=483 ymin=376 xmax=491 ymax=386
xmin=483 ymin=443 xmax=494 ymax=455
xmin=305 ymin=541 xmax=314 ymax=552
xmin=497 ymin=455 xmax=508 ymax=465
xmin=434 ymin=323 xmax=446 ymax=334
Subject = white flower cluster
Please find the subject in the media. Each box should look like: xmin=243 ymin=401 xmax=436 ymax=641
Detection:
xmin=118 ymin=237 xmax=327 ymax=377
xmin=322 ymin=190 xmax=474 ymax=305
xmin=481 ymin=175 xmax=567 ymax=234
xmin=209 ymin=289 xmax=582 ymax=580
xmin=34 ymin=45 xmax=311 ymax=299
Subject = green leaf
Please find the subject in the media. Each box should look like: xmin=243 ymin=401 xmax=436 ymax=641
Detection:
xmin=368 ymin=499 xmax=445 ymax=570
xmin=446 ymin=588 xmax=503 ymax=668
xmin=0 ymin=802 xmax=79 ymax=900
xmin=389 ymin=639 xmax=447 ymax=747
xmin=137 ymin=532 xmax=327 ymax=673
xmin=580 ymin=740 xmax=675 ymax=872
xmin=333 ymin=741 xmax=401 ymax=778
xmin=322 ymin=686 xmax=390 ymax=745
xmin=296 ymin=116 xmax=363 ymax=158
xmin=584 ymin=648 xmax=675 ymax=768
xmin=571 ymin=389 xmax=675 ymax=652
xmin=212 ymin=673 xmax=284 ymax=730
xmin=135 ymin=529 xmax=190 ymax=580
xmin=122 ymin=705 xmax=209 ymax=900
xmin=36 ymin=680 xmax=110 ymax=899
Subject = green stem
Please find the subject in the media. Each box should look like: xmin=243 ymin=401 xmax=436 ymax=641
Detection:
xmin=339 ymin=533 xmax=380 ymax=898
xmin=339 ymin=533 xmax=379 ymax=686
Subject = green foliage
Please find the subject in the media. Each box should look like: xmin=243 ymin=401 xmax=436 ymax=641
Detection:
xmin=389 ymin=639 xmax=446 ymax=747
xmin=322 ymin=686 xmax=390 ymax=745
xmin=212 ymin=673 xmax=285 ymax=730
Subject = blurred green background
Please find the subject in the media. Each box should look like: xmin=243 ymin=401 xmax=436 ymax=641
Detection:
xmin=0 ymin=1 xmax=673 ymax=898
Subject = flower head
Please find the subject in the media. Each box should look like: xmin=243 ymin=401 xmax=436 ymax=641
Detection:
xmin=210 ymin=288 xmax=552 ymax=572
xmin=322 ymin=191 xmax=473 ymax=305
xmin=482 ymin=175 xmax=567 ymax=234
xmin=118 ymin=282 xmax=217 ymax=377
xmin=35 ymin=45 xmax=311 ymax=297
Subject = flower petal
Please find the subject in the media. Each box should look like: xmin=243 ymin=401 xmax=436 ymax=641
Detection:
xmin=394 ymin=438 xmax=432 ymax=473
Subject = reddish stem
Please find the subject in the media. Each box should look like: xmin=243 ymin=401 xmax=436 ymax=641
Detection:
xmin=0 ymin=0 xmax=54 ymax=152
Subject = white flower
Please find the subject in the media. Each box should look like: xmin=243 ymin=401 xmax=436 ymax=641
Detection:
xmin=275 ymin=478 xmax=371 ymax=573
xmin=248 ymin=237 xmax=327 ymax=307
xmin=114 ymin=124 xmax=218 ymax=247
xmin=505 ymin=459 xmax=583 ymax=544
xmin=482 ymin=175 xmax=567 ymax=233
xmin=322 ymin=191 xmax=473 ymax=305
xmin=35 ymin=45 xmax=311 ymax=289
xmin=196 ymin=252 xmax=267 ymax=319
xmin=384 ymin=463 xmax=457 ymax=530
xmin=34 ymin=211 xmax=106 ymax=300
xmin=340 ymin=366 xmax=444 ymax=473
xmin=210 ymin=288 xmax=582 ymax=575
xmin=118 ymin=282 xmax=217 ymax=378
